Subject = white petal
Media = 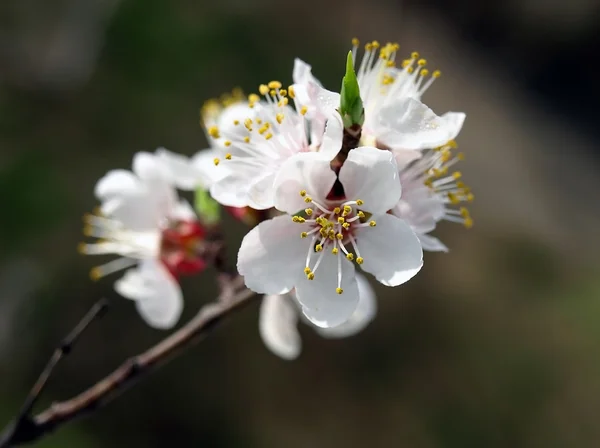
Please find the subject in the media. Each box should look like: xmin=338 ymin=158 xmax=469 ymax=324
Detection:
xmin=132 ymin=151 xmax=170 ymax=182
xmin=170 ymin=199 xmax=196 ymax=221
xmin=355 ymin=214 xmax=423 ymax=287
xmin=375 ymin=98 xmax=464 ymax=150
xmin=273 ymin=152 xmax=336 ymax=215
xmin=418 ymin=233 xmax=449 ymax=252
xmin=393 ymin=149 xmax=422 ymax=171
xmin=237 ymin=215 xmax=308 ymax=295
xmin=295 ymin=252 xmax=359 ymax=328
xmin=313 ymin=86 xmax=340 ymax=118
xmin=293 ymin=58 xmax=322 ymax=86
xmin=315 ymin=274 xmax=377 ymax=339
xmin=94 ymin=169 xmax=142 ymax=201
xmin=209 ymin=166 xmax=262 ymax=208
xmin=339 ymin=146 xmax=401 ymax=214
xmin=115 ymin=260 xmax=183 ymax=329
xmin=154 ymin=148 xmax=203 ymax=190
xmin=247 ymin=173 xmax=277 ymax=210
xmin=259 ymin=294 xmax=301 ymax=360
xmin=191 ymin=149 xmax=230 ymax=186
xmin=318 ymin=113 xmax=343 ymax=159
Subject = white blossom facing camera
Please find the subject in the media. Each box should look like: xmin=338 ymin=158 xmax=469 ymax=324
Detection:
xmin=202 ymin=81 xmax=343 ymax=210
xmin=392 ymin=142 xmax=474 ymax=251
xmin=79 ymin=151 xmax=208 ymax=329
xmin=259 ymin=274 xmax=377 ymax=360
xmin=292 ymin=39 xmax=465 ymax=152
xmin=237 ymin=147 xmax=422 ymax=328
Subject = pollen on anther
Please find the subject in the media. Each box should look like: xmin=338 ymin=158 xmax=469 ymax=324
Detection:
xmin=305 ymin=208 xmax=313 ymax=216
xmin=224 ymin=140 xmax=232 ymax=147
xmin=336 ymin=287 xmax=344 ymax=295
xmin=315 ymin=244 xmax=323 ymax=252
xmin=464 ymin=217 xmax=474 ymax=229
xmin=411 ymin=51 xmax=419 ymax=59
xmin=304 ymin=267 xmax=312 ymax=275
xmin=299 ymin=190 xmax=307 ymax=197
xmin=259 ymin=84 xmax=269 ymax=95
xmin=357 ymin=211 xmax=365 ymax=218
xmin=307 ymin=272 xmax=315 ymax=280
xmin=342 ymin=222 xmax=350 ymax=230
xmin=243 ymin=136 xmax=250 ymax=143
xmin=213 ymin=158 xmax=220 ymax=166
xmin=208 ymin=126 xmax=220 ymax=138
xmin=356 ymin=257 xmax=364 ymax=265
xmin=337 ymin=217 xmax=345 ymax=224
xmin=433 ymin=70 xmax=442 ymax=78
xmin=77 ymin=242 xmax=87 ymax=254
xmin=268 ymin=80 xmax=282 ymax=90
xmin=369 ymin=220 xmax=377 ymax=227
xmin=276 ymin=113 xmax=284 ymax=124
xmin=300 ymin=106 xmax=308 ymax=115
xmin=288 ymin=85 xmax=295 ymax=98
xmin=304 ymin=196 xmax=312 ymax=203
xmin=300 ymin=232 xmax=308 ymax=238
xmin=336 ymin=233 xmax=343 ymax=240
xmin=225 ymin=153 xmax=232 ymax=160
xmin=89 ymin=267 xmax=101 ymax=281
xmin=346 ymin=253 xmax=354 ymax=261
xmin=265 ymin=132 xmax=273 ymax=140
xmin=332 ymin=207 xmax=341 ymax=215
xmin=332 ymin=247 xmax=339 ymax=255
xmin=352 ymin=37 xmax=359 ymax=46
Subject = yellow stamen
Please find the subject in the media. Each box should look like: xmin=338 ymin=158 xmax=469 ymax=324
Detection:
xmin=369 ymin=220 xmax=377 ymax=227
xmin=307 ymin=272 xmax=315 ymax=280
xmin=331 ymin=247 xmax=339 ymax=254
xmin=225 ymin=153 xmax=232 ymax=160
xmin=305 ymin=208 xmax=313 ymax=216
xmin=213 ymin=158 xmax=220 ymax=166
xmin=268 ymin=80 xmax=282 ymax=89
xmin=356 ymin=199 xmax=364 ymax=206
xmin=208 ymin=126 xmax=220 ymax=138
xmin=346 ymin=253 xmax=354 ymax=261
xmin=336 ymin=287 xmax=343 ymax=295
xmin=259 ymin=84 xmax=269 ymax=95
xmin=300 ymin=232 xmax=308 ymax=238
xmin=300 ymin=106 xmax=308 ymax=115
xmin=315 ymin=244 xmax=323 ymax=252
xmin=356 ymin=257 xmax=364 ymax=265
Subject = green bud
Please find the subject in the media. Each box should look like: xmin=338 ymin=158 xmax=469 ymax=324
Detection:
xmin=339 ymin=51 xmax=364 ymax=127
xmin=194 ymin=187 xmax=221 ymax=226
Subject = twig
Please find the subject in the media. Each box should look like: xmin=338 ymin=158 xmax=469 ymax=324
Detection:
xmin=0 ymin=274 xmax=256 ymax=447
xmin=0 ymin=299 xmax=109 ymax=447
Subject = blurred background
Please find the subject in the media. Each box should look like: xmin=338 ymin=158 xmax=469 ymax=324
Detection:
xmin=1 ymin=0 xmax=600 ymax=446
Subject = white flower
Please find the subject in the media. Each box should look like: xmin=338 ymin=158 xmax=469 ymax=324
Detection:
xmin=237 ymin=146 xmax=422 ymax=328
xmin=201 ymin=81 xmax=343 ymax=210
xmin=292 ymin=39 xmax=465 ymax=151
xmin=79 ymin=151 xmax=207 ymax=329
xmin=259 ymin=274 xmax=376 ymax=360
xmin=391 ymin=142 xmax=473 ymax=252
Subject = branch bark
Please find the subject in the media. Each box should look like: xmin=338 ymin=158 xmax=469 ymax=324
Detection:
xmin=0 ymin=274 xmax=256 ymax=447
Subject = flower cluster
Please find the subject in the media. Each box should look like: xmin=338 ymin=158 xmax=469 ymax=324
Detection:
xmin=79 ymin=39 xmax=472 ymax=359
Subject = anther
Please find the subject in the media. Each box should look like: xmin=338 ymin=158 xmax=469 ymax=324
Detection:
xmin=259 ymin=84 xmax=269 ymax=95
xmin=276 ymin=113 xmax=284 ymax=124
xmin=315 ymin=244 xmax=323 ymax=252
xmin=357 ymin=211 xmax=365 ymax=218
xmin=300 ymin=106 xmax=308 ymax=115
xmin=337 ymin=217 xmax=345 ymax=224
xmin=265 ymin=132 xmax=273 ymax=140
xmin=213 ymin=158 xmax=220 ymax=166
xmin=331 ymin=247 xmax=339 ymax=254
xmin=336 ymin=233 xmax=343 ymax=240
xmin=356 ymin=199 xmax=364 ymax=206
xmin=369 ymin=220 xmax=377 ymax=227
xmin=243 ymin=136 xmax=250 ymax=143
xmin=304 ymin=267 xmax=312 ymax=275
xmin=335 ymin=288 xmax=344 ymax=295
xmin=356 ymin=257 xmax=364 ymax=265
xmin=342 ymin=222 xmax=350 ymax=230
xmin=225 ymin=153 xmax=232 ymax=160
xmin=346 ymin=253 xmax=354 ymax=261
xmin=304 ymin=196 xmax=312 ymax=203
xmin=90 ymin=267 xmax=101 ymax=281
xmin=208 ymin=126 xmax=220 ymax=138
xmin=307 ymin=272 xmax=315 ymax=280
xmin=288 ymin=85 xmax=295 ymax=98
xmin=300 ymin=232 xmax=308 ymax=238
xmin=305 ymin=208 xmax=313 ymax=216
xmin=268 ymin=81 xmax=282 ymax=89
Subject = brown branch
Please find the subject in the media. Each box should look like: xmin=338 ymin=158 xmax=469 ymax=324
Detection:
xmin=0 ymin=274 xmax=256 ymax=447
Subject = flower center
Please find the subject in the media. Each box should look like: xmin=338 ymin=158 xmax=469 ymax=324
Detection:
xmin=78 ymin=211 xmax=207 ymax=281
xmin=292 ymin=190 xmax=377 ymax=295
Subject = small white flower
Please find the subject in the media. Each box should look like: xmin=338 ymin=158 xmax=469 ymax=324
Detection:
xmin=259 ymin=274 xmax=376 ymax=360
xmin=237 ymin=147 xmax=422 ymax=328
xmin=80 ymin=151 xmax=207 ymax=329
xmin=292 ymin=39 xmax=465 ymax=151
xmin=391 ymin=142 xmax=474 ymax=251
xmin=202 ymin=81 xmax=343 ymax=210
